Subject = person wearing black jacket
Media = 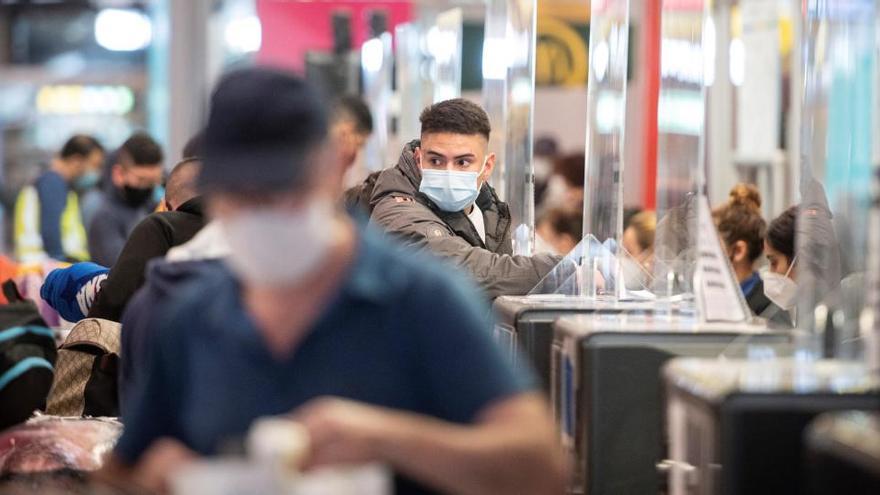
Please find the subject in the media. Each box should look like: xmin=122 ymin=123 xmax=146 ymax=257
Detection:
xmin=88 ymin=158 xmax=204 ymax=322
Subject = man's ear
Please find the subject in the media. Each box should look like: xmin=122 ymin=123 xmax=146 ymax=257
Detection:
xmin=733 ymin=240 xmax=749 ymax=263
xmin=110 ymin=164 xmax=125 ymax=187
xmin=484 ymin=152 xmax=497 ymax=177
xmin=413 ymin=147 xmax=421 ymax=167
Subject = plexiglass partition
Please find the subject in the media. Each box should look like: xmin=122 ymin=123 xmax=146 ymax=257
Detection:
xmin=583 ymin=0 xmax=630 ymax=298
xmin=864 ymin=7 xmax=880 ymax=374
xmin=483 ymin=0 xmax=509 ymax=201
xmin=430 ymin=8 xmax=463 ymax=103
xmin=798 ymin=0 xmax=878 ymax=359
xmin=395 ymin=22 xmax=431 ymax=143
xmin=482 ymin=0 xmax=537 ymax=256
xmin=652 ymin=0 xmax=706 ymax=300
xmin=361 ymin=32 xmax=393 ymax=172
xmin=650 ymin=0 xmax=751 ymax=323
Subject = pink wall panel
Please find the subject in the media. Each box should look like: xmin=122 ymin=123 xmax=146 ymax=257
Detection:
xmin=256 ymin=0 xmax=413 ymax=71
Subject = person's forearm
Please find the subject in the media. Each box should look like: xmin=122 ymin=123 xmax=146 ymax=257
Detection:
xmin=373 ymin=408 xmax=567 ymax=495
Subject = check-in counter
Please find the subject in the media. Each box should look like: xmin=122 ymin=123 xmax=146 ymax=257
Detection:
xmin=663 ymin=359 xmax=880 ymax=495
xmin=805 ymin=411 xmax=880 ymax=495
xmin=492 ymin=295 xmax=663 ymax=392
xmin=552 ymin=314 xmax=789 ymax=495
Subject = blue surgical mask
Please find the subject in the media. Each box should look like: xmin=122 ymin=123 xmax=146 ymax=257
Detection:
xmin=419 ymin=158 xmax=487 ymax=212
xmin=74 ymin=171 xmax=100 ymax=190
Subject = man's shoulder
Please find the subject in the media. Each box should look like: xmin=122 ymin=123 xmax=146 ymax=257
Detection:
xmin=358 ymin=226 xmax=485 ymax=306
xmin=137 ymin=260 xmax=234 ymax=337
xmin=34 ymin=170 xmax=66 ymax=192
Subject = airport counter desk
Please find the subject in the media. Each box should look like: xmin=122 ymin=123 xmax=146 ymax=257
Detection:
xmin=492 ymin=295 xmax=669 ymax=392
xmin=550 ymin=314 xmax=790 ymax=495
xmin=663 ymin=359 xmax=880 ymax=495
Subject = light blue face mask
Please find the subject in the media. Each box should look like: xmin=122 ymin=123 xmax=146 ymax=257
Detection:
xmin=74 ymin=171 xmax=100 ymax=190
xmin=418 ymin=157 xmax=487 ymax=212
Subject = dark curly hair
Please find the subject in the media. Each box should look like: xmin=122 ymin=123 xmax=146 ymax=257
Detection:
xmin=713 ymin=183 xmax=767 ymax=262
xmin=767 ymin=205 xmax=798 ymax=261
xmin=419 ymin=98 xmax=491 ymax=140
xmin=119 ymin=132 xmax=163 ymax=168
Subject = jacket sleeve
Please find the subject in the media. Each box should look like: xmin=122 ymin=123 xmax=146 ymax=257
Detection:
xmin=89 ymin=217 xmax=171 ymax=322
xmin=371 ymin=197 xmax=561 ymax=298
xmin=35 ymin=174 xmax=68 ymax=260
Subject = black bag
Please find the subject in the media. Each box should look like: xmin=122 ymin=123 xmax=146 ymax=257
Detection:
xmin=0 ymin=280 xmax=57 ymax=431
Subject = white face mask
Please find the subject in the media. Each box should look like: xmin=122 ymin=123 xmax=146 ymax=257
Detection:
xmin=763 ymin=256 xmax=798 ymax=310
xmin=219 ymin=200 xmax=335 ymax=286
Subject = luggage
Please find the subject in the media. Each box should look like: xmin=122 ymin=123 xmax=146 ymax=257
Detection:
xmin=0 ymin=281 xmax=56 ymax=431
xmin=46 ymin=318 xmax=121 ymax=417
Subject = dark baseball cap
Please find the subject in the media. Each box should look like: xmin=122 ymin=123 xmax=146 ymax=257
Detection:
xmin=200 ymin=67 xmax=329 ymax=193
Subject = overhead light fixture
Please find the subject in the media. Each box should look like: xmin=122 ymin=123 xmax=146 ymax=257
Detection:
xmin=225 ymin=15 xmax=262 ymax=54
xmin=95 ymin=8 xmax=152 ymax=52
xmin=361 ymin=38 xmax=385 ymax=73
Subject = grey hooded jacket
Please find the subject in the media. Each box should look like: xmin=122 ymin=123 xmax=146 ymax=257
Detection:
xmin=369 ymin=141 xmax=561 ymax=298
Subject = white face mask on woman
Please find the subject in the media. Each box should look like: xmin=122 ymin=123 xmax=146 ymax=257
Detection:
xmin=763 ymin=255 xmax=798 ymax=310
xmin=220 ymin=200 xmax=336 ymax=286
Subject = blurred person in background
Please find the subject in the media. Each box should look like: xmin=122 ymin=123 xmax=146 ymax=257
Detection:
xmin=40 ymin=157 xmax=204 ymax=324
xmin=369 ymin=99 xmax=561 ymax=298
xmin=764 ymin=205 xmax=799 ymax=316
xmin=87 ymin=157 xmax=204 ymax=322
xmin=536 ymin=207 xmax=582 ymax=255
xmin=714 ymin=184 xmax=791 ymax=326
xmin=97 ymin=68 xmax=566 ymax=495
xmin=532 ymin=135 xmax=560 ymax=210
xmin=620 ymin=210 xmax=656 ymax=290
xmin=14 ymin=134 xmax=104 ymax=263
xmin=87 ymin=133 xmax=164 ymax=267
xmin=332 ymin=95 xmax=374 ymax=175
xmin=541 ymin=152 xmax=585 ymax=213
xmin=621 ymin=210 xmax=656 ymax=266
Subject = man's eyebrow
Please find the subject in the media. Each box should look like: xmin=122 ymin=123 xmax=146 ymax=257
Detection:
xmin=452 ymin=153 xmax=476 ymax=160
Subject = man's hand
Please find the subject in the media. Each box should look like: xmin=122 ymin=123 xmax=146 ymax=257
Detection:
xmin=292 ymin=397 xmax=398 ymax=470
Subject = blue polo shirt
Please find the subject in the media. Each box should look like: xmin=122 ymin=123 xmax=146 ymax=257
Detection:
xmin=115 ymin=226 xmax=535 ymax=494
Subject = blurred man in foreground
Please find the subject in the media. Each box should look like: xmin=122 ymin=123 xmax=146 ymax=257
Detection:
xmin=98 ymin=68 xmax=566 ymax=495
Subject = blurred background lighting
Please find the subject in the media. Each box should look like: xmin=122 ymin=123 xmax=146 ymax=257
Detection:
xmin=225 ymin=15 xmax=262 ymax=54
xmin=94 ymin=9 xmax=152 ymax=52
xmin=361 ymin=38 xmax=385 ymax=73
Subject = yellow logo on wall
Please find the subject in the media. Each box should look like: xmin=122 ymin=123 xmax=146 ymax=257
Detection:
xmin=536 ymin=16 xmax=589 ymax=86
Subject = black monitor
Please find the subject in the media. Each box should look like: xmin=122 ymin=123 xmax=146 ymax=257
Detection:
xmin=553 ymin=315 xmax=790 ymax=495
xmin=665 ymin=359 xmax=880 ymax=495
xmin=806 ymin=411 xmax=880 ymax=495
xmin=492 ymin=296 xmax=660 ymax=392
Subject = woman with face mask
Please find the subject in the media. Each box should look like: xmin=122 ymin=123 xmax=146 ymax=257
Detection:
xmin=763 ymin=205 xmax=799 ymax=324
xmin=714 ymin=185 xmax=793 ymax=327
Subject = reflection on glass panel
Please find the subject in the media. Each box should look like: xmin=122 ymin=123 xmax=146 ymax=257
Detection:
xmin=652 ymin=0 xmax=707 ymax=299
xmin=483 ymin=0 xmax=509 ymax=201
xmin=798 ymin=0 xmax=877 ymax=359
xmin=583 ymin=0 xmax=629 ymax=271
xmin=506 ymin=0 xmax=537 ymax=256
xmin=361 ymin=32 xmax=393 ymax=173
xmin=395 ymin=23 xmax=428 ymax=143
xmin=431 ymin=8 xmax=463 ymax=103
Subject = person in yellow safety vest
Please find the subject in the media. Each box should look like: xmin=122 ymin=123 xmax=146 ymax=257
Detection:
xmin=14 ymin=135 xmax=105 ymax=263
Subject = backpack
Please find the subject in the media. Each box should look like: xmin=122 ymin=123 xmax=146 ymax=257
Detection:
xmin=0 ymin=281 xmax=56 ymax=431
xmin=46 ymin=318 xmax=120 ymax=417
xmin=343 ymin=170 xmax=382 ymax=215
